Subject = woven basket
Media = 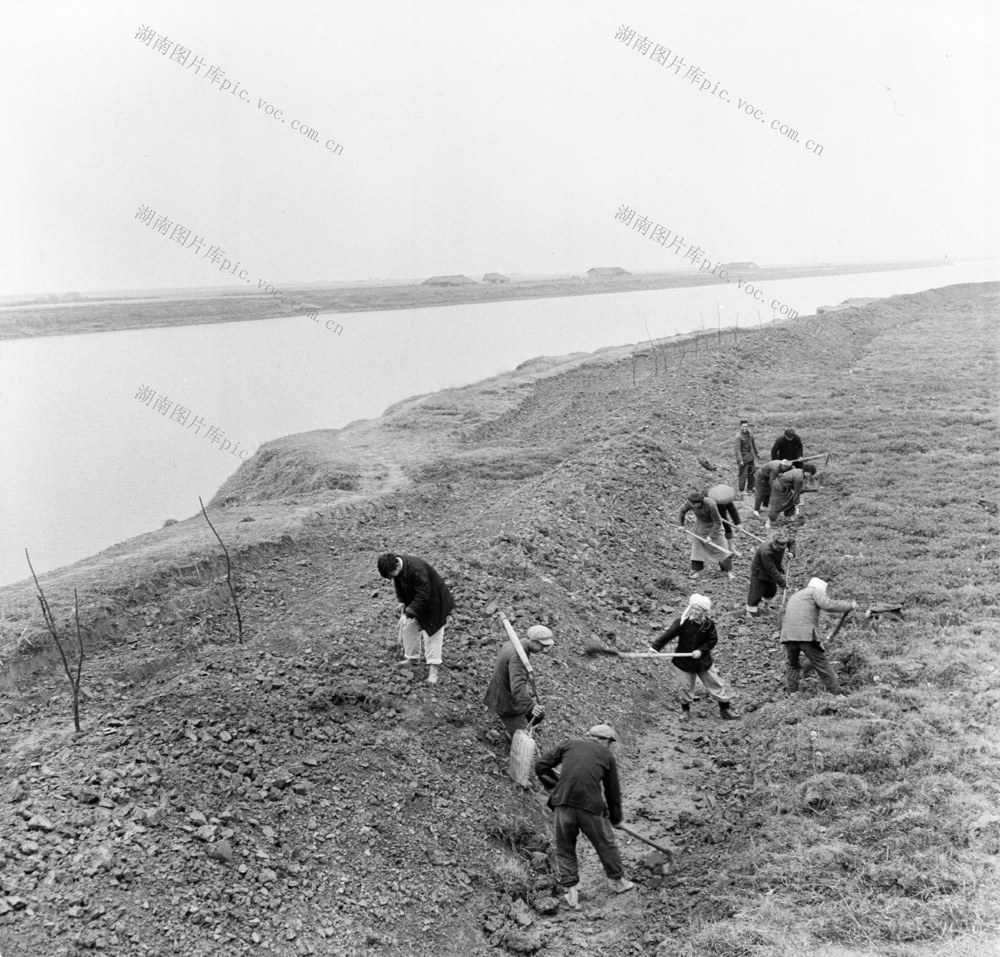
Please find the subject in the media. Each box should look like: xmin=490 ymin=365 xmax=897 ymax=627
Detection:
xmin=508 ymin=728 xmax=536 ymax=787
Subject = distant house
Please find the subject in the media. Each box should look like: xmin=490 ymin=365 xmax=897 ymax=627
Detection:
xmin=586 ymin=267 xmax=631 ymax=279
xmin=482 ymin=272 xmax=510 ymax=284
xmin=422 ymin=275 xmax=476 ymax=286
xmin=722 ymin=262 xmax=758 ymax=272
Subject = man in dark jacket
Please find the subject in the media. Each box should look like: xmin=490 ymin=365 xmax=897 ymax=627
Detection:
xmin=535 ymin=724 xmax=635 ymax=909
xmin=649 ymin=595 xmax=738 ymax=721
xmin=771 ymin=428 xmax=804 ymax=464
xmin=377 ymin=552 xmax=455 ymax=684
xmin=734 ymin=420 xmax=760 ymax=494
xmin=484 ymin=625 xmax=554 ymax=740
xmin=781 ymin=577 xmax=857 ymax=694
xmin=746 ymin=532 xmax=794 ymax=617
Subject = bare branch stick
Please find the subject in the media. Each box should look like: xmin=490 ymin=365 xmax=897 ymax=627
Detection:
xmin=643 ymin=319 xmax=663 ymax=377
xmin=198 ymin=496 xmax=244 ymax=644
xmin=72 ymin=589 xmax=85 ymax=732
xmin=26 ymin=549 xmax=82 ymax=732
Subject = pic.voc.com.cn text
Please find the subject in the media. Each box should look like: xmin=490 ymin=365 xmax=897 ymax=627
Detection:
xmin=134 ymin=203 xmax=345 ymax=337
xmin=614 ymin=204 xmax=799 ymax=320
xmin=614 ymin=24 xmax=824 ymax=157
xmin=134 ymin=24 xmax=344 ymax=157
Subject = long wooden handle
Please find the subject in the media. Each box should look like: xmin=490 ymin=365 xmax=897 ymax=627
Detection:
xmin=616 ymin=823 xmax=675 ymax=862
xmin=678 ymin=527 xmax=734 ymax=558
xmin=734 ymin=525 xmax=765 ymax=543
xmin=825 ymin=608 xmax=854 ymax=643
xmin=621 ymin=652 xmax=696 ymax=659
xmin=776 ymin=558 xmax=794 ymax=621
xmin=498 ymin=612 xmax=538 ymax=698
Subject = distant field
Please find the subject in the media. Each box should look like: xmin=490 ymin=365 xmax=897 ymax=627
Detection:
xmin=0 ymin=259 xmax=949 ymax=340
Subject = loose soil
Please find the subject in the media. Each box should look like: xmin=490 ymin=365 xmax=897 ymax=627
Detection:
xmin=0 ymin=282 xmax=997 ymax=957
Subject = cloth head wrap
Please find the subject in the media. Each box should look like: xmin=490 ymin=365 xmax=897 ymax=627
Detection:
xmin=681 ymin=594 xmax=712 ymax=623
xmin=808 ymin=577 xmax=827 ymax=591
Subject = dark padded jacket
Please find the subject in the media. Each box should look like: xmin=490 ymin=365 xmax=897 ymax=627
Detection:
xmin=483 ymin=644 xmax=535 ymax=717
xmin=651 ymin=616 xmax=719 ymax=674
xmin=535 ymin=738 xmax=623 ymax=824
xmin=750 ymin=541 xmax=788 ymax=586
xmin=771 ymin=433 xmax=804 ymax=462
xmin=393 ymin=555 xmax=454 ymax=635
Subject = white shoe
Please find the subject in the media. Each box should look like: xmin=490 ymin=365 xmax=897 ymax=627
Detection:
xmin=564 ymin=886 xmax=580 ymax=909
xmin=426 ymin=665 xmax=439 ymax=684
xmin=612 ymin=877 xmax=635 ymax=894
xmin=726 ymin=571 xmax=736 ymax=581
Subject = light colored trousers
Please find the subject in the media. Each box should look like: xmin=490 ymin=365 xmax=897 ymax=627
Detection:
xmin=398 ymin=616 xmax=444 ymax=665
xmin=671 ymin=665 xmax=731 ymax=704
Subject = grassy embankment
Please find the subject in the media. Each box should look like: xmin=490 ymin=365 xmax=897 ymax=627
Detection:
xmin=668 ymin=282 xmax=1000 ymax=956
xmin=0 ymin=281 xmax=996 ymax=957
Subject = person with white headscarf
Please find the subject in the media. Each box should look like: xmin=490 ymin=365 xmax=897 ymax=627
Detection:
xmin=649 ymin=595 xmax=739 ymax=722
xmin=780 ymin=577 xmax=858 ymax=694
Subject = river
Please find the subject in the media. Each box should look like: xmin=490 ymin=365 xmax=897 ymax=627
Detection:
xmin=1 ymin=261 xmax=996 ymax=587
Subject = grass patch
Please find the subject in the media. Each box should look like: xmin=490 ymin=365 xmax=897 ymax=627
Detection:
xmin=682 ymin=289 xmax=1000 ymax=953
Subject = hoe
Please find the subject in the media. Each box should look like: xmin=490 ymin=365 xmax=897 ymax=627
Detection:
xmin=583 ymin=641 xmax=696 ymax=661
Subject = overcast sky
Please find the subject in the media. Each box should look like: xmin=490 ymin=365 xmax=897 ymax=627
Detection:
xmin=1 ymin=0 xmax=996 ymax=296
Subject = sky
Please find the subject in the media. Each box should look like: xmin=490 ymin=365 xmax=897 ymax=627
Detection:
xmin=0 ymin=0 xmax=996 ymax=297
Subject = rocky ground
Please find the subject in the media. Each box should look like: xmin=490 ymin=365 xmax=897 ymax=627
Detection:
xmin=1 ymin=282 xmax=997 ymax=957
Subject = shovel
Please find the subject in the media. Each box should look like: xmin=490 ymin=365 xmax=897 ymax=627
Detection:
xmin=865 ymin=602 xmax=904 ymax=621
xmin=614 ymin=823 xmax=675 ymax=870
xmin=583 ymin=641 xmax=696 ymax=660
xmin=865 ymin=602 xmax=904 ymax=631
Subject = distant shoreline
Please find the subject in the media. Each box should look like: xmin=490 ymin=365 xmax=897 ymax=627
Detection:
xmin=0 ymin=259 xmax=950 ymax=341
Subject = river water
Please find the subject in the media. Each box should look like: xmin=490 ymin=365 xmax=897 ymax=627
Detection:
xmin=1 ymin=261 xmax=996 ymax=587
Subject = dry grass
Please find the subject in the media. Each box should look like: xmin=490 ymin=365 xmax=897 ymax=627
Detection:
xmin=677 ymin=286 xmax=1000 ymax=952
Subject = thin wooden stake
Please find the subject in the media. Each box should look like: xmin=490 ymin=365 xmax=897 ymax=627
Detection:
xmin=25 ymin=549 xmax=84 ymax=732
xmin=199 ymin=496 xmax=244 ymax=644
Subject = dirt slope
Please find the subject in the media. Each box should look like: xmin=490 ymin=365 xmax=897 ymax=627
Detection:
xmin=1 ymin=282 xmax=997 ymax=957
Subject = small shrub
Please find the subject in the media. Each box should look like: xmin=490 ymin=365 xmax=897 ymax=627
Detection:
xmin=487 ymin=852 xmax=533 ymax=900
